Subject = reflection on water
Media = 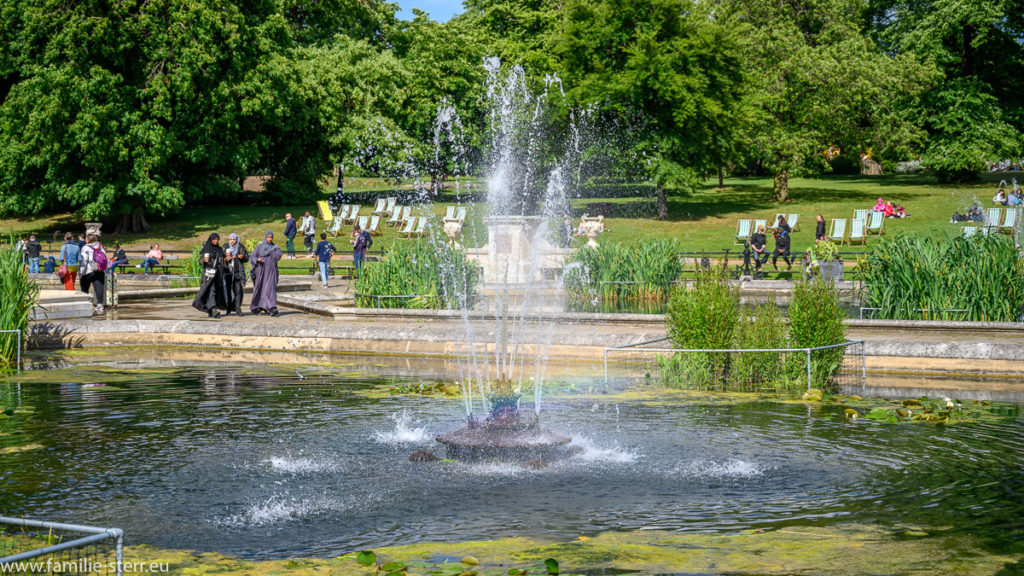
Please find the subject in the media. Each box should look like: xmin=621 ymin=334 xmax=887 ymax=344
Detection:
xmin=1 ymin=366 xmax=1023 ymax=562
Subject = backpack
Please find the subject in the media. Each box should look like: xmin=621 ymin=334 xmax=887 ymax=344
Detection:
xmin=364 ymin=231 xmax=373 ymax=249
xmin=93 ymin=246 xmax=108 ymax=272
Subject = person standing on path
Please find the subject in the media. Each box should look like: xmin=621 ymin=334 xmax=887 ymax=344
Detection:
xmin=815 ymin=214 xmax=826 ymax=242
xmin=314 ymin=233 xmax=337 ymax=289
xmin=284 ymin=213 xmax=297 ymax=259
xmin=79 ymin=234 xmax=106 ymax=314
xmin=351 ymin=224 xmax=372 ymax=275
xmin=224 ymin=233 xmax=249 ymax=315
xmin=301 ymin=211 xmax=316 ymax=256
xmin=25 ymin=235 xmax=42 ymax=274
xmin=250 ymin=231 xmax=282 ymax=316
xmin=59 ymin=233 xmax=80 ymax=291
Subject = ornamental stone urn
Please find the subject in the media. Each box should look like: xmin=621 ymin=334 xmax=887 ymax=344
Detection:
xmin=579 ymin=220 xmax=603 ymax=248
xmin=443 ymin=217 xmax=463 ymax=248
xmin=85 ymin=222 xmax=102 ymax=238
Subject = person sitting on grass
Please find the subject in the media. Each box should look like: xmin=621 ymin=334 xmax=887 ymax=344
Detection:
xmin=771 ymin=218 xmax=793 ymax=271
xmin=872 ymin=198 xmax=885 ymax=212
xmin=994 ymin=189 xmax=1007 ymax=205
xmin=750 ymin=224 xmax=768 ymax=270
xmin=883 ymin=201 xmax=896 ymax=218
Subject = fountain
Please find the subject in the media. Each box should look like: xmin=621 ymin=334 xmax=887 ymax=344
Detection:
xmin=433 ymin=60 xmax=584 ymax=463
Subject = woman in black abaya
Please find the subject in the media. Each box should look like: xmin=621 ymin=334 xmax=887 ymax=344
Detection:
xmin=192 ymin=233 xmax=227 ymax=318
xmin=223 ymin=233 xmax=249 ymax=315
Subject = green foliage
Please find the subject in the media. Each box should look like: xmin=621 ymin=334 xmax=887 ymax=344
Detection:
xmin=183 ymin=246 xmax=203 ymax=288
xmin=661 ymin=268 xmax=739 ymax=387
xmin=0 ymin=238 xmax=39 ymax=371
xmin=564 ymin=239 xmax=681 ymax=301
xmin=355 ymin=241 xmax=479 ymax=309
xmin=812 ymin=240 xmax=840 ymax=262
xmin=728 ymin=304 xmax=798 ymax=393
xmin=860 ymin=233 xmax=1024 ymax=322
xmin=789 ymin=279 xmax=847 ymax=390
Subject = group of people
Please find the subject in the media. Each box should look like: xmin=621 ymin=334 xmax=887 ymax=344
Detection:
xmin=282 ymin=212 xmax=318 ymax=259
xmin=993 ymin=187 xmax=1023 ymax=206
xmin=871 ymin=198 xmax=909 ymax=218
xmin=748 ymin=216 xmax=796 ymax=271
xmin=190 ymin=231 xmax=282 ymax=318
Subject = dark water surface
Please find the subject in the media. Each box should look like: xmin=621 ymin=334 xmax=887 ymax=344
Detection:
xmin=2 ymin=365 xmax=1023 ymax=561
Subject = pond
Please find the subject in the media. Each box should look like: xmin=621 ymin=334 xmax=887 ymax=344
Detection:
xmin=2 ymin=357 xmax=1023 ymax=570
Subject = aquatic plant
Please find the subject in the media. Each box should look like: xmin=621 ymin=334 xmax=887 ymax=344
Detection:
xmin=564 ymin=239 xmax=682 ymax=302
xmin=860 ymin=233 xmax=1024 ymax=321
xmin=660 ymin=266 xmax=739 ymax=388
xmin=728 ymin=303 xmax=799 ymax=393
xmin=183 ymin=245 xmax=203 ymax=288
xmin=355 ymin=241 xmax=479 ymax=309
xmin=789 ymin=278 xmax=847 ymax=389
xmin=0 ymin=237 xmax=39 ymax=371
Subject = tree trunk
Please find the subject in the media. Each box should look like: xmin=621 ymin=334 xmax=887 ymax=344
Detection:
xmin=656 ymin=183 xmax=668 ymax=219
xmin=718 ymin=167 xmax=725 ymax=188
xmin=113 ymin=203 xmax=152 ymax=234
xmin=772 ymin=169 xmax=791 ymax=202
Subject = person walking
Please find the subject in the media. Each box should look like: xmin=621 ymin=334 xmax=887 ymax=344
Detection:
xmin=25 ymin=235 xmax=42 ymax=274
xmin=224 ymin=233 xmax=249 ymax=316
xmin=79 ymin=234 xmax=107 ymax=314
xmin=250 ymin=231 xmax=282 ymax=316
xmin=192 ymin=233 xmax=227 ymax=318
xmin=59 ymin=233 xmax=81 ymax=291
xmin=314 ymin=233 xmax=337 ymax=288
xmin=284 ymin=213 xmax=297 ymax=259
xmin=301 ymin=211 xmax=316 ymax=256
xmin=351 ymin=224 xmax=372 ymax=274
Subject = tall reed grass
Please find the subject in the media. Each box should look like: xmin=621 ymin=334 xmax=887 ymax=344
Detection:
xmin=355 ymin=241 xmax=479 ymax=309
xmin=860 ymin=233 xmax=1024 ymax=322
xmin=0 ymin=238 xmax=39 ymax=370
xmin=564 ymin=240 xmax=682 ymax=302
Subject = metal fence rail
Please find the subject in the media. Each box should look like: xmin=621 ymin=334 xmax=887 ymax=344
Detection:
xmin=604 ymin=339 xmax=866 ymax=394
xmin=0 ymin=330 xmax=22 ymax=372
xmin=858 ymin=307 xmax=970 ymax=320
xmin=0 ymin=516 xmax=123 ymax=576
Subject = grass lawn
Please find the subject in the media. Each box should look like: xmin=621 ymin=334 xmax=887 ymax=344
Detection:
xmin=1 ymin=172 xmax=1015 ymax=272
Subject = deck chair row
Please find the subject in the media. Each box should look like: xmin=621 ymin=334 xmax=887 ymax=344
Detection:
xmin=984 ymin=207 xmax=1020 ymax=231
xmin=734 ymin=214 xmax=800 ymax=244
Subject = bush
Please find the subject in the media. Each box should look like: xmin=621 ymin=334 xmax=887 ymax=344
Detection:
xmin=0 ymin=239 xmax=39 ymax=370
xmin=728 ymin=303 xmax=797 ymax=393
xmin=355 ymin=241 xmax=478 ymax=309
xmin=564 ymin=239 xmax=681 ymax=302
xmin=860 ymin=233 xmax=1024 ymax=322
xmin=789 ymin=278 xmax=847 ymax=389
xmin=660 ymin=268 xmax=739 ymax=387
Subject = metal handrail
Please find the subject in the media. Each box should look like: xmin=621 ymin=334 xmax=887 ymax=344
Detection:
xmin=0 ymin=516 xmax=123 ymax=576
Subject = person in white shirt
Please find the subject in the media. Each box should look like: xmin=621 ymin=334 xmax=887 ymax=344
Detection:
xmin=301 ymin=211 xmax=316 ymax=255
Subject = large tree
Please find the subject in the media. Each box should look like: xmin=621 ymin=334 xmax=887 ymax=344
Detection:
xmin=869 ymin=0 xmax=1024 ymax=181
xmin=0 ymin=0 xmax=302 ymax=231
xmin=736 ymin=0 xmax=933 ymax=201
xmin=553 ymin=0 xmax=749 ymax=217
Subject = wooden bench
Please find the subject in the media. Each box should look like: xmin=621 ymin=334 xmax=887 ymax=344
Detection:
xmin=117 ymin=253 xmax=179 ymax=274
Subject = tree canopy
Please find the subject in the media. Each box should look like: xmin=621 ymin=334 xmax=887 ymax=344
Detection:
xmin=0 ymin=0 xmax=1020 ymax=226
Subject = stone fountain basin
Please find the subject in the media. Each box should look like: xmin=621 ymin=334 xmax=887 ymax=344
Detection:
xmin=436 ymin=424 xmax=572 ymax=462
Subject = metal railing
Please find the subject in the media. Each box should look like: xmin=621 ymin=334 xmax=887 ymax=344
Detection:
xmin=858 ymin=307 xmax=970 ymax=320
xmin=0 ymin=330 xmax=22 ymax=372
xmin=604 ymin=338 xmax=866 ymax=393
xmin=0 ymin=516 xmax=123 ymax=576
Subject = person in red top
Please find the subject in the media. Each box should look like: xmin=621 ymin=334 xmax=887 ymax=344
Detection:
xmin=883 ymin=202 xmax=895 ymax=218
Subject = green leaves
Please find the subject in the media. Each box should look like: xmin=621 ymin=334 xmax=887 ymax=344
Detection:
xmin=356 ymin=550 xmax=378 ymax=566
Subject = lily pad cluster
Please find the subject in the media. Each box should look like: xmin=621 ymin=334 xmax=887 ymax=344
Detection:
xmin=390 ymin=382 xmax=461 ymax=397
xmin=799 ymin=389 xmax=1017 ymax=425
xmin=353 ymin=550 xmax=564 ymax=576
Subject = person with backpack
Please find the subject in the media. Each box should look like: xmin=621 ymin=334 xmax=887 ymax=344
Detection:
xmin=79 ymin=234 xmax=107 ymax=314
xmin=351 ymin=224 xmax=372 ymax=274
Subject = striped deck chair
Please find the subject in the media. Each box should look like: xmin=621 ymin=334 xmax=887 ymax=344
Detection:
xmin=371 ymin=198 xmax=386 ymax=215
xmin=998 ymin=207 xmax=1018 ymax=233
xmin=853 ymin=209 xmax=868 ymax=222
xmin=829 ymin=219 xmax=847 ymax=245
xmin=409 ymin=216 xmax=428 ymax=237
xmin=848 ymin=218 xmax=866 ymax=245
xmin=397 ymin=216 xmax=417 ymax=237
xmin=787 ymin=214 xmax=800 ymax=232
xmin=444 ymin=206 xmax=456 ymax=220
xmin=387 ymin=205 xmax=405 ymax=227
xmin=455 ymin=206 xmax=466 ymax=222
xmin=367 ymin=215 xmax=382 ymax=235
xmin=961 ymin=226 xmax=980 ymax=238
xmin=357 ymin=215 xmax=369 ymax=231
xmin=734 ymin=219 xmax=752 ymax=244
xmin=382 ymin=197 xmax=397 ymax=217
xmin=867 ymin=211 xmax=885 ymax=235
xmin=986 ymin=207 xmax=1003 ymax=228
xmin=753 ymin=219 xmax=767 ymax=237
xmin=327 ymin=205 xmax=345 ymax=236
xmin=342 ymin=205 xmax=360 ymax=225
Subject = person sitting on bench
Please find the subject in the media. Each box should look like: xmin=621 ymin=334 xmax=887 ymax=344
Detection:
xmin=137 ymin=244 xmax=163 ymax=274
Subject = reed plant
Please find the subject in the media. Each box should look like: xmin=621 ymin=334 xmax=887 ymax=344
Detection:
xmin=728 ymin=303 xmax=796 ymax=393
xmin=860 ymin=233 xmax=1024 ymax=322
xmin=0 ymin=238 xmax=39 ymax=370
xmin=355 ymin=241 xmax=479 ymax=309
xmin=660 ymin=266 xmax=739 ymax=387
xmin=789 ymin=278 xmax=847 ymax=390
xmin=564 ymin=239 xmax=682 ymax=302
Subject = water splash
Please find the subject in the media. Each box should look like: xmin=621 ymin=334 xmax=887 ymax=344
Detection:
xmin=567 ymin=435 xmax=639 ymax=463
xmin=374 ymin=410 xmax=430 ymax=444
xmin=218 ymin=494 xmax=354 ymax=527
xmin=263 ymin=456 xmax=339 ymax=474
xmin=672 ymin=459 xmax=773 ymax=480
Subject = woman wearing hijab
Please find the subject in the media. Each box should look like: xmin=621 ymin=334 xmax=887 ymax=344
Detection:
xmin=250 ymin=231 xmax=282 ymax=316
xmin=192 ymin=233 xmax=227 ymax=318
xmin=223 ymin=233 xmax=249 ymax=315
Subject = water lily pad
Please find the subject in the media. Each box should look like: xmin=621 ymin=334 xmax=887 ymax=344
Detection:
xmin=461 ymin=556 xmax=479 ymax=566
xmin=357 ymin=551 xmax=377 ymax=566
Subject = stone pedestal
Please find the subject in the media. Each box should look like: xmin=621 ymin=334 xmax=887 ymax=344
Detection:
xmin=481 ymin=216 xmax=540 ymax=284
